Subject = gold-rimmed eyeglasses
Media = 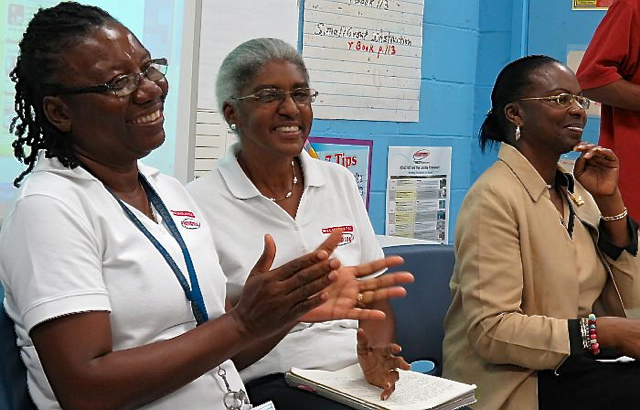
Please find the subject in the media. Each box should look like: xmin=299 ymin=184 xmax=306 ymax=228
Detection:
xmin=234 ymin=88 xmax=318 ymax=105
xmin=518 ymin=93 xmax=591 ymax=110
xmin=50 ymin=58 xmax=168 ymax=98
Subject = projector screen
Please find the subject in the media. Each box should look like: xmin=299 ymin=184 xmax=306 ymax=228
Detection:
xmin=0 ymin=0 xmax=198 ymax=222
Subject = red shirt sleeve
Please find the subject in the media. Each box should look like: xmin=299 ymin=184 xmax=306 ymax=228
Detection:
xmin=576 ymin=0 xmax=640 ymax=90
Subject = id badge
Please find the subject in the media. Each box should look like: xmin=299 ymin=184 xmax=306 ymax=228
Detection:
xmin=252 ymin=400 xmax=277 ymax=409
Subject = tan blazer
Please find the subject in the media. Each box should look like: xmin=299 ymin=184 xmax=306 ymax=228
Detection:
xmin=443 ymin=143 xmax=640 ymax=409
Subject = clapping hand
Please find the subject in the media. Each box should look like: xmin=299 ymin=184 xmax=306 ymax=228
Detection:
xmin=573 ymin=142 xmax=619 ymax=196
xmin=300 ymin=256 xmax=414 ymax=322
xmin=230 ymin=231 xmax=344 ymax=339
xmin=357 ymin=328 xmax=410 ymax=401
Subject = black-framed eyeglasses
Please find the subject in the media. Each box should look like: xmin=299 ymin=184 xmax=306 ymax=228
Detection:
xmin=51 ymin=58 xmax=168 ymax=98
xmin=234 ymin=88 xmax=318 ymax=105
xmin=518 ymin=93 xmax=591 ymax=110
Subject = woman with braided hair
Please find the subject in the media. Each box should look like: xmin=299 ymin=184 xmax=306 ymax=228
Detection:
xmin=0 ymin=3 xmax=412 ymax=409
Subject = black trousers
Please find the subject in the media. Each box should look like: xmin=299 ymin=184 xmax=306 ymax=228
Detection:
xmin=538 ymin=356 xmax=640 ymax=409
xmin=246 ymin=373 xmax=353 ymax=410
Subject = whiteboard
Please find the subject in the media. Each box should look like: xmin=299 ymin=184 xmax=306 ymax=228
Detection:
xmin=302 ymin=0 xmax=424 ymax=122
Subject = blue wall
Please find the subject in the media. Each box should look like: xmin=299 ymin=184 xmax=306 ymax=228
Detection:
xmin=310 ymin=0 xmax=607 ymax=242
xmin=311 ymin=0 xmax=487 ymax=239
xmin=527 ymin=2 xmax=606 ymax=144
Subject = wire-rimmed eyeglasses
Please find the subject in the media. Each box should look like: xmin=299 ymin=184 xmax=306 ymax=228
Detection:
xmin=518 ymin=93 xmax=591 ymax=110
xmin=234 ymin=88 xmax=318 ymax=105
xmin=51 ymin=58 xmax=168 ymax=98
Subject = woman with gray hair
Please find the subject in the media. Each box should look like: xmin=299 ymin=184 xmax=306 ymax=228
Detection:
xmin=187 ymin=38 xmax=409 ymax=409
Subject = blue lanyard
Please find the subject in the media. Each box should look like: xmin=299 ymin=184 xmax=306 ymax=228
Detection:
xmin=108 ymin=174 xmax=209 ymax=326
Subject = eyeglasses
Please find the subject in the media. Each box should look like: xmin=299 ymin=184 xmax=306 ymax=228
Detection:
xmin=518 ymin=93 xmax=591 ymax=110
xmin=234 ymin=88 xmax=318 ymax=105
xmin=52 ymin=58 xmax=168 ymax=97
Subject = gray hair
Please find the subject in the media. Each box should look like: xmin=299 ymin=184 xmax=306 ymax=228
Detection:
xmin=215 ymin=37 xmax=309 ymax=115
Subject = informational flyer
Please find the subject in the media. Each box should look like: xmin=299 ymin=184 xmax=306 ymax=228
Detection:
xmin=386 ymin=146 xmax=452 ymax=243
xmin=572 ymin=0 xmax=613 ymax=10
xmin=308 ymin=137 xmax=373 ymax=209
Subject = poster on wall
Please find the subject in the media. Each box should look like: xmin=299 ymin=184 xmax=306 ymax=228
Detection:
xmin=572 ymin=0 xmax=613 ymax=10
xmin=386 ymin=146 xmax=452 ymax=244
xmin=307 ymin=137 xmax=373 ymax=209
xmin=301 ymin=0 xmax=424 ymax=122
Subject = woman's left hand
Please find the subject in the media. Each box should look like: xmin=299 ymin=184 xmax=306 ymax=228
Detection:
xmin=573 ymin=142 xmax=620 ymax=196
xmin=299 ymin=256 xmax=414 ymax=323
xmin=357 ymin=328 xmax=410 ymax=401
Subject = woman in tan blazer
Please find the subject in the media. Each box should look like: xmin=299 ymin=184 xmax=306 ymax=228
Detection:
xmin=443 ymin=55 xmax=640 ymax=409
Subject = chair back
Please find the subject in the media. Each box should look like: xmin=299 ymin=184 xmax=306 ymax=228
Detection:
xmin=384 ymin=244 xmax=455 ymax=376
xmin=0 ymin=286 xmax=35 ymax=410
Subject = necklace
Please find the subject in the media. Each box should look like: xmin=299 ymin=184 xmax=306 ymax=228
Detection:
xmin=140 ymin=180 xmax=157 ymax=222
xmin=265 ymin=160 xmax=298 ymax=202
xmin=238 ymin=156 xmax=298 ymax=202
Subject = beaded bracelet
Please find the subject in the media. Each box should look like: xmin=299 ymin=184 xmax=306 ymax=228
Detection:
xmin=588 ymin=313 xmax=600 ymax=355
xmin=579 ymin=317 xmax=590 ymax=350
xmin=601 ymin=207 xmax=628 ymax=222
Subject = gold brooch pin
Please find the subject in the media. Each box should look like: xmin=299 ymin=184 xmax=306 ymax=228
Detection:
xmin=570 ymin=192 xmax=585 ymax=206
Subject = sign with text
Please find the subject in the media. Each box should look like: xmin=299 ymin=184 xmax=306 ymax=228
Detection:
xmin=308 ymin=137 xmax=373 ymax=209
xmin=386 ymin=146 xmax=452 ymax=243
xmin=302 ymin=0 xmax=424 ymax=122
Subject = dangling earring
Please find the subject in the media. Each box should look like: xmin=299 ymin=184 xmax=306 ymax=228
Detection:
xmin=515 ymin=125 xmax=521 ymax=141
xmin=230 ymin=123 xmax=237 ymax=131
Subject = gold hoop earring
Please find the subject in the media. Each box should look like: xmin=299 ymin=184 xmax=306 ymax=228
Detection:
xmin=515 ymin=125 xmax=521 ymax=141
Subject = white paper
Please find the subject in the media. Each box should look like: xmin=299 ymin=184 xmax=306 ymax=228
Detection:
xmin=289 ymin=364 xmax=475 ymax=410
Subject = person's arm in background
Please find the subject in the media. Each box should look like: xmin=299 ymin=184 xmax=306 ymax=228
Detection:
xmin=577 ymin=1 xmax=640 ymax=110
xmin=582 ymin=80 xmax=640 ymax=111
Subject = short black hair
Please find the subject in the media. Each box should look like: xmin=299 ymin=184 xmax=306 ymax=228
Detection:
xmin=9 ymin=2 xmax=118 ymax=186
xmin=479 ymin=55 xmax=562 ymax=152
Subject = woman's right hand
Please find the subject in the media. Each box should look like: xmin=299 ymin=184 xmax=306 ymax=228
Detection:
xmin=228 ymin=231 xmax=344 ymax=339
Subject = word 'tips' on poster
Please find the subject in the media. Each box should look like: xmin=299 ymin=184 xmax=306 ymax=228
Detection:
xmin=307 ymin=137 xmax=373 ymax=209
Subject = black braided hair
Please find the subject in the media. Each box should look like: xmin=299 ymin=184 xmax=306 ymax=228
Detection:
xmin=9 ymin=2 xmax=118 ymax=186
xmin=479 ymin=55 xmax=563 ymax=153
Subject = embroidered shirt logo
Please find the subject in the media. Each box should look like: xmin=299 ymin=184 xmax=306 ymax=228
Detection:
xmin=181 ymin=218 xmax=201 ymax=230
xmin=171 ymin=210 xmax=200 ymax=230
xmin=322 ymin=225 xmax=354 ymax=246
xmin=171 ymin=210 xmax=196 ymax=218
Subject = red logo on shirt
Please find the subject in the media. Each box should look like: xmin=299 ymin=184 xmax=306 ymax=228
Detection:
xmin=322 ymin=225 xmax=355 ymax=247
xmin=171 ymin=210 xmax=196 ymax=218
xmin=339 ymin=232 xmax=354 ymax=246
xmin=181 ymin=218 xmax=201 ymax=230
xmin=322 ymin=225 xmax=354 ymax=234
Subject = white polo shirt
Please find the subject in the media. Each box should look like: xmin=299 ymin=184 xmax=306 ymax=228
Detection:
xmin=187 ymin=142 xmax=384 ymax=382
xmin=0 ymin=155 xmax=245 ymax=409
